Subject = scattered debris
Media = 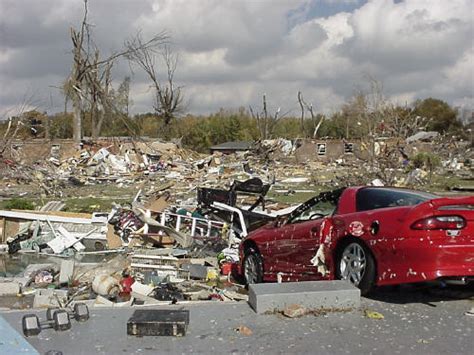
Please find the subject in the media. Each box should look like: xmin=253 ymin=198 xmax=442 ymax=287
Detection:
xmin=364 ymin=310 xmax=385 ymax=320
xmin=464 ymin=307 xmax=474 ymax=317
xmin=0 ymin=136 xmax=472 ymax=316
xmin=234 ymin=325 xmax=253 ymax=336
xmin=282 ymin=304 xmax=307 ymax=318
xmin=406 ymin=131 xmax=439 ymax=143
xmin=33 ymin=289 xmax=68 ymax=308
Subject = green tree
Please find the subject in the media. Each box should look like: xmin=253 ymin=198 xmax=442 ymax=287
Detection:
xmin=49 ymin=112 xmax=74 ymax=138
xmin=413 ymin=98 xmax=460 ymax=133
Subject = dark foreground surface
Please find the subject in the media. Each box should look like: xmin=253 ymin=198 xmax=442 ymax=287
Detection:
xmin=1 ymin=284 xmax=473 ymax=355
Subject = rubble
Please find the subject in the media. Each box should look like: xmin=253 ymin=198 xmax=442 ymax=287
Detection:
xmin=33 ymin=289 xmax=68 ymax=308
xmin=364 ymin=310 xmax=385 ymax=320
xmin=0 ymin=135 xmax=472 ymax=312
xmin=282 ymin=304 xmax=307 ymax=318
xmin=406 ymin=131 xmax=439 ymax=143
xmin=234 ymin=325 xmax=253 ymax=336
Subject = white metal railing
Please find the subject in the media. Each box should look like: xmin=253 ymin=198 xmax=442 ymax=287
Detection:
xmin=154 ymin=210 xmax=227 ymax=239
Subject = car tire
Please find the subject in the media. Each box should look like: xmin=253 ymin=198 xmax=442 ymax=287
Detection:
xmin=336 ymin=240 xmax=376 ymax=295
xmin=243 ymin=248 xmax=263 ymax=285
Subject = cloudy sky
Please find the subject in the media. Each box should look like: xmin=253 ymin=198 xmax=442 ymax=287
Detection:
xmin=0 ymin=0 xmax=472 ymax=118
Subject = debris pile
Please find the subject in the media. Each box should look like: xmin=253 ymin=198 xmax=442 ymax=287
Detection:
xmin=0 ymin=180 xmax=266 ymax=308
xmin=0 ymin=135 xmax=473 ymax=310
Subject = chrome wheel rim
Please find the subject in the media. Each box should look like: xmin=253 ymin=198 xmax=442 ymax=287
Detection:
xmin=244 ymin=255 xmax=258 ymax=284
xmin=339 ymin=243 xmax=366 ymax=286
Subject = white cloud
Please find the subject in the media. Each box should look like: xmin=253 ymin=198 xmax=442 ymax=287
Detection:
xmin=339 ymin=0 xmax=472 ymax=72
xmin=0 ymin=0 xmax=472 ymax=118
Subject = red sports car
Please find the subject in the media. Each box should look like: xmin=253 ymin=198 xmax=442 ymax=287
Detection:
xmin=239 ymin=186 xmax=474 ymax=294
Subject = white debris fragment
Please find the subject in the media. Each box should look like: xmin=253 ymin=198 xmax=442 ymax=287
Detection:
xmin=310 ymin=244 xmax=329 ymax=276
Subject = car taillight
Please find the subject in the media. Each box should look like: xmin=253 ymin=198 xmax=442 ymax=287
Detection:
xmin=411 ymin=215 xmax=466 ymax=230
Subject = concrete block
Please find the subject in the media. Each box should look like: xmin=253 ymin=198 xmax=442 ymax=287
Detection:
xmin=0 ymin=281 xmax=20 ymax=296
xmin=59 ymin=259 xmax=75 ymax=284
xmin=33 ymin=289 xmax=68 ymax=308
xmin=248 ymin=280 xmax=360 ymax=314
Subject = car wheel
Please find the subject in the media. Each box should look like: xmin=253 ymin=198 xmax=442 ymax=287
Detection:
xmin=336 ymin=241 xmax=375 ymax=295
xmin=243 ymin=248 xmax=263 ymax=285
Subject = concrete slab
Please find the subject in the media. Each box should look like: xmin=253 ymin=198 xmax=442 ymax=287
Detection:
xmin=1 ymin=284 xmax=473 ymax=355
xmin=0 ymin=281 xmax=20 ymax=295
xmin=248 ymin=280 xmax=360 ymax=314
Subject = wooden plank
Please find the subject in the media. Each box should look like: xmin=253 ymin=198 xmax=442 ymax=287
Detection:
xmin=0 ymin=210 xmax=92 ymax=224
xmin=106 ymin=224 xmax=123 ymax=249
xmin=11 ymin=209 xmax=92 ymax=218
xmin=1 ymin=219 xmax=20 ymax=242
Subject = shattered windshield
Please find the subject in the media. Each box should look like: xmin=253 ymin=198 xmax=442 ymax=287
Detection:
xmin=356 ymin=188 xmax=437 ymax=212
xmin=287 ymin=189 xmax=344 ymax=224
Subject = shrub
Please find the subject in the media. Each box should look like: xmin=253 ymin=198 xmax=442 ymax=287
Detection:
xmin=4 ymin=198 xmax=35 ymax=210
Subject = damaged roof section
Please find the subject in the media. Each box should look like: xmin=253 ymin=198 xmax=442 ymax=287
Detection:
xmin=209 ymin=141 xmax=255 ymax=154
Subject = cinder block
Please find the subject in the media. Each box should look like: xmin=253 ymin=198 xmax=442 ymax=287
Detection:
xmin=0 ymin=281 xmax=20 ymax=296
xmin=248 ymin=280 xmax=360 ymax=314
xmin=33 ymin=289 xmax=68 ymax=308
xmin=59 ymin=259 xmax=75 ymax=284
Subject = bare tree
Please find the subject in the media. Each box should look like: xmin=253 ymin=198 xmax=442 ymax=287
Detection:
xmin=249 ymin=94 xmax=286 ymax=140
xmin=381 ymin=104 xmax=428 ymax=138
xmin=344 ymin=76 xmax=427 ymax=141
xmin=0 ymin=94 xmax=40 ymax=157
xmin=125 ymin=34 xmax=183 ymax=135
xmin=297 ymin=91 xmax=305 ymax=136
xmin=297 ymin=91 xmax=324 ymax=138
xmin=67 ymin=0 xmax=168 ymax=142
xmin=68 ymin=0 xmax=89 ymax=142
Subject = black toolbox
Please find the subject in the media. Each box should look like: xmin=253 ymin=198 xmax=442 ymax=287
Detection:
xmin=127 ymin=309 xmax=189 ymax=336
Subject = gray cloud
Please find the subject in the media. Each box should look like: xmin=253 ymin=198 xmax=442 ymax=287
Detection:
xmin=0 ymin=0 xmax=472 ymax=118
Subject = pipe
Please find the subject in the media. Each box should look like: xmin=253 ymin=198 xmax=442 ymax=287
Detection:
xmin=211 ymin=202 xmax=248 ymax=238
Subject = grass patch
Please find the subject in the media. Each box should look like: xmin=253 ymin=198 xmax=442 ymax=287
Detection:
xmin=425 ymin=174 xmax=472 ymax=193
xmin=64 ymin=196 xmax=131 ymax=213
xmin=1 ymin=198 xmax=37 ymax=210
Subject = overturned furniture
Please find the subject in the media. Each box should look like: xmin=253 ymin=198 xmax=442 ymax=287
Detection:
xmin=197 ymin=178 xmax=274 ymax=241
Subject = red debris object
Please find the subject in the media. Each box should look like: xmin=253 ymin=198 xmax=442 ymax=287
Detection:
xmin=120 ymin=276 xmax=135 ymax=294
xmin=220 ymin=262 xmax=234 ymax=275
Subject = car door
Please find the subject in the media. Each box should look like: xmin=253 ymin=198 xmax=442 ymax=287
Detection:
xmin=271 ymin=197 xmax=338 ymax=278
xmin=281 ymin=218 xmax=327 ymax=278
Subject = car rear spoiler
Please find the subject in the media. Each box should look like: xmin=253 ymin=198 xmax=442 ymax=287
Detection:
xmin=405 ymin=195 xmax=474 ymax=221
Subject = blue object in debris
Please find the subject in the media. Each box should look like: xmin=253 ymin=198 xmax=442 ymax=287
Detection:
xmin=0 ymin=315 xmax=39 ymax=354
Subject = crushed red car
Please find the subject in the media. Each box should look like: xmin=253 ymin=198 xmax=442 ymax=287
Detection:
xmin=239 ymin=186 xmax=474 ymax=294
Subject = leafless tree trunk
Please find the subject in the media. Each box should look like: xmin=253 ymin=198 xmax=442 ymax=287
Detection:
xmin=297 ymin=91 xmax=305 ymax=136
xmin=249 ymin=94 xmax=283 ymax=140
xmin=297 ymin=91 xmax=324 ymax=138
xmin=69 ymin=0 xmax=89 ymax=143
xmin=67 ymin=0 xmax=169 ymax=141
xmin=44 ymin=115 xmax=50 ymax=140
xmin=95 ymin=61 xmax=113 ymax=136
